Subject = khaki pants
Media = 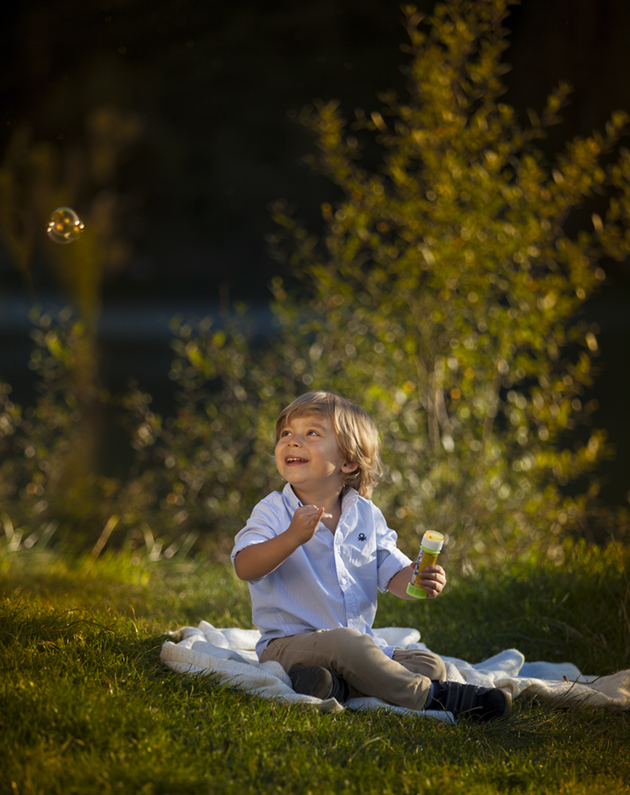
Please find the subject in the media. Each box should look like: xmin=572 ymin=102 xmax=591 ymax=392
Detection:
xmin=260 ymin=627 xmax=447 ymax=711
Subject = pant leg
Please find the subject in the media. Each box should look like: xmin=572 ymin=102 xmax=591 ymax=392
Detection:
xmin=260 ymin=627 xmax=432 ymax=711
xmin=391 ymin=647 xmax=447 ymax=681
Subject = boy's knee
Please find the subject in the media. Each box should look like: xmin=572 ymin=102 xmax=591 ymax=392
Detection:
xmin=324 ymin=627 xmax=365 ymax=645
xmin=428 ymin=654 xmax=447 ymax=682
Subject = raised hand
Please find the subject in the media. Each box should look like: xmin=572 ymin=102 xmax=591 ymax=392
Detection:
xmin=287 ymin=505 xmax=332 ymax=545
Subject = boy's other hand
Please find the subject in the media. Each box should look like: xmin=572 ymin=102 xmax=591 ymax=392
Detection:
xmin=414 ymin=565 xmax=446 ymax=599
xmin=386 ymin=563 xmax=447 ymax=600
xmin=288 ymin=505 xmax=332 ymax=545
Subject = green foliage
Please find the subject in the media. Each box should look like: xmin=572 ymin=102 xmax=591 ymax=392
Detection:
xmin=0 ymin=309 xmax=159 ymax=550
xmin=0 ymin=310 xmax=102 ymax=540
xmin=266 ymin=0 xmax=630 ymax=563
xmin=0 ymin=307 xmax=293 ymax=556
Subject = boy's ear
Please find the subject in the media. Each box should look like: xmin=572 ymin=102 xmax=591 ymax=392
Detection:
xmin=342 ymin=461 xmax=359 ymax=474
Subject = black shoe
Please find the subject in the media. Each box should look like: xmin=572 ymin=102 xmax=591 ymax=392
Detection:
xmin=288 ymin=664 xmax=350 ymax=703
xmin=425 ymin=681 xmax=512 ymax=722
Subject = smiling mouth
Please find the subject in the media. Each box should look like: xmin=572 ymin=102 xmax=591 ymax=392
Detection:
xmin=285 ymin=457 xmax=308 ymax=464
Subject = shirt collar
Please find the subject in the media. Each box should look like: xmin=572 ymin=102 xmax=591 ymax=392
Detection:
xmin=341 ymin=487 xmax=359 ymax=512
xmin=282 ymin=482 xmax=302 ymax=509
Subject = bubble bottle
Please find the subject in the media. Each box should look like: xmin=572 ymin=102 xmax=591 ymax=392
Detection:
xmin=406 ymin=531 xmax=444 ymax=599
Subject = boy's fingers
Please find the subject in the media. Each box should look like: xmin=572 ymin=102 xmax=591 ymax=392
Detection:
xmin=314 ymin=509 xmax=333 ymax=523
xmin=297 ymin=505 xmax=332 ymax=525
xmin=300 ymin=506 xmax=320 ymax=516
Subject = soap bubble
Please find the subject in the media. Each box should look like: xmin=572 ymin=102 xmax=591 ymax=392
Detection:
xmin=46 ymin=207 xmax=85 ymax=244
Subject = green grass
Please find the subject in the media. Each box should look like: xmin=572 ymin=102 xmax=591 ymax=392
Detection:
xmin=1 ymin=543 xmax=629 ymax=795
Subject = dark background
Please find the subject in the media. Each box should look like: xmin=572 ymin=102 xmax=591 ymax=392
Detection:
xmin=0 ymin=0 xmax=629 ymax=505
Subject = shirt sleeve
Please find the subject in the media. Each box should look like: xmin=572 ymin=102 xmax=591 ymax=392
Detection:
xmin=373 ymin=504 xmax=414 ymax=593
xmin=230 ymin=496 xmax=283 ymax=575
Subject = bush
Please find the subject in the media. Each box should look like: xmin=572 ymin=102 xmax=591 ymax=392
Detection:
xmin=266 ymin=0 xmax=630 ymax=565
xmin=0 ymin=310 xmax=130 ymax=550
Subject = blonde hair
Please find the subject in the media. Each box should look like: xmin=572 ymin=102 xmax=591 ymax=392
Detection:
xmin=275 ymin=391 xmax=382 ymax=498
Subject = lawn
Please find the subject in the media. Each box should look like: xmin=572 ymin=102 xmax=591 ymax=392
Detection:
xmin=1 ymin=542 xmax=629 ymax=795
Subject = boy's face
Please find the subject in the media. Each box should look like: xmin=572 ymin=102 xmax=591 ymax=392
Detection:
xmin=275 ymin=413 xmax=357 ymax=497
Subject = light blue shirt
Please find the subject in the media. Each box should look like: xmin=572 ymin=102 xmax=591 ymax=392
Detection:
xmin=231 ymin=483 xmax=412 ymax=659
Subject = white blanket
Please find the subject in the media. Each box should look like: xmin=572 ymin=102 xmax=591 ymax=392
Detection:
xmin=161 ymin=622 xmax=630 ymax=720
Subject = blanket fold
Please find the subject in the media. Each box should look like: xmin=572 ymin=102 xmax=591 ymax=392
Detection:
xmin=161 ymin=622 xmax=630 ymax=718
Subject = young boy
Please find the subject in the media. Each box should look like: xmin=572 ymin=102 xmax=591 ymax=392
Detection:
xmin=232 ymin=391 xmax=510 ymax=721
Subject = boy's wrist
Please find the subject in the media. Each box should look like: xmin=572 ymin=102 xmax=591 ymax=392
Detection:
xmin=283 ymin=522 xmax=309 ymax=550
